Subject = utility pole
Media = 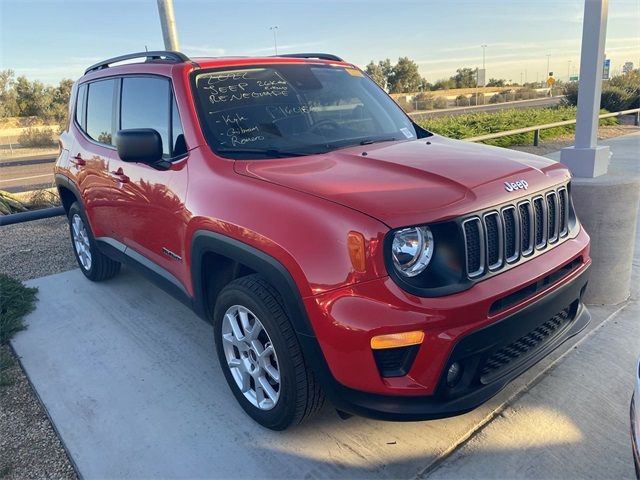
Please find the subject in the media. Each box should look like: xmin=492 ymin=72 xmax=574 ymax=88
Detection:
xmin=270 ymin=26 xmax=279 ymax=55
xmin=157 ymin=0 xmax=180 ymax=51
xmin=546 ymin=54 xmax=551 ymax=76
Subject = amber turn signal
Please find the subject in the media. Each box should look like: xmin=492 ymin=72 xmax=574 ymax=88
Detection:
xmin=370 ymin=331 xmax=425 ymax=350
xmin=347 ymin=231 xmax=366 ymax=273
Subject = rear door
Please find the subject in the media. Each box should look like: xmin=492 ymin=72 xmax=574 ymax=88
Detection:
xmin=71 ymin=78 xmax=123 ymax=240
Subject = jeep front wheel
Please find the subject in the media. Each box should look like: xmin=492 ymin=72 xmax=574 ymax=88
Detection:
xmin=213 ymin=274 xmax=324 ymax=430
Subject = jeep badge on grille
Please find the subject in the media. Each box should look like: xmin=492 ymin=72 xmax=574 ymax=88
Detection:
xmin=504 ymin=180 xmax=529 ymax=192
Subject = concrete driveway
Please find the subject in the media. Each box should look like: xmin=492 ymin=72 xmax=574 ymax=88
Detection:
xmin=4 ymin=264 xmax=607 ymax=479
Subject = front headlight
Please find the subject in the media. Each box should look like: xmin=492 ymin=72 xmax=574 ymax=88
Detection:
xmin=391 ymin=226 xmax=434 ymax=277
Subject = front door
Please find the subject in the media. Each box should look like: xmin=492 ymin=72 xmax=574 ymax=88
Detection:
xmin=111 ymin=75 xmax=190 ymax=285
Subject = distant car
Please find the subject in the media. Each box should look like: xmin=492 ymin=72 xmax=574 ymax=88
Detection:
xmin=55 ymin=50 xmax=592 ymax=430
xmin=632 ymin=356 xmax=640 ymax=478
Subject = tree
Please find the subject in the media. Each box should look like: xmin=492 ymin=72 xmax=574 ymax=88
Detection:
xmin=15 ymin=76 xmax=53 ymax=118
xmin=0 ymin=69 xmax=19 ymax=117
xmin=452 ymin=68 xmax=477 ymax=88
xmin=365 ymin=61 xmax=387 ymax=90
xmin=50 ymin=78 xmax=74 ymax=124
xmin=388 ymin=57 xmax=423 ymax=93
xmin=486 ymin=78 xmax=506 ymax=87
xmin=432 ymin=78 xmax=456 ymax=90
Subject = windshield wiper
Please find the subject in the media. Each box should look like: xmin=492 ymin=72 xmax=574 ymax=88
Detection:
xmin=216 ymin=147 xmax=314 ymax=158
xmin=359 ymin=136 xmax=397 ymax=146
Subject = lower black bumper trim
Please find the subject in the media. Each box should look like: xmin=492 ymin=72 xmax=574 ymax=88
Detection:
xmin=320 ymin=264 xmax=591 ymax=421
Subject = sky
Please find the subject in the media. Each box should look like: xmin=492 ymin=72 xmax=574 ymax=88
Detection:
xmin=1 ymin=0 xmax=639 ymax=86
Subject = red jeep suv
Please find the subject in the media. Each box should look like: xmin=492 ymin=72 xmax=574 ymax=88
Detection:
xmin=55 ymin=51 xmax=591 ymax=430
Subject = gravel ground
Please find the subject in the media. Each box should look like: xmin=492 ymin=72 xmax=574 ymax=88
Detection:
xmin=1 ymin=216 xmax=78 ymax=479
xmin=0 ymin=216 xmax=76 ymax=281
xmin=0 ymin=346 xmax=77 ymax=480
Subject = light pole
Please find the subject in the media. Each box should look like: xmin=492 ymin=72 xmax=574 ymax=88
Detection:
xmin=568 ymin=60 xmax=572 ymax=80
xmin=157 ymin=0 xmax=180 ymax=51
xmin=270 ymin=26 xmax=279 ymax=55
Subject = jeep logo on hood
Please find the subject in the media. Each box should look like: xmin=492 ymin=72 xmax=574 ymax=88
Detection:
xmin=504 ymin=180 xmax=529 ymax=192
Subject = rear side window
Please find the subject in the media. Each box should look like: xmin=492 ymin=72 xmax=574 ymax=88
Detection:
xmin=121 ymin=77 xmax=171 ymax=156
xmin=86 ymin=79 xmax=116 ymax=145
xmin=75 ymin=83 xmax=87 ymax=129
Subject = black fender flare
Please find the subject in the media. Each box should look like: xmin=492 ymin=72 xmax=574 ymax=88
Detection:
xmin=190 ymin=229 xmax=315 ymax=337
xmin=54 ymin=173 xmax=81 ymax=212
xmin=190 ymin=230 xmax=341 ymax=396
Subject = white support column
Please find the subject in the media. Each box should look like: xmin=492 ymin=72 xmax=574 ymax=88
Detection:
xmin=560 ymin=0 xmax=610 ymax=178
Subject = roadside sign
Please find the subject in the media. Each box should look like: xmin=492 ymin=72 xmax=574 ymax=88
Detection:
xmin=477 ymin=68 xmax=486 ymax=87
xmin=603 ymin=58 xmax=611 ymax=79
xmin=570 ymin=75 xmax=579 ymax=82
xmin=546 ymin=76 xmax=556 ymax=87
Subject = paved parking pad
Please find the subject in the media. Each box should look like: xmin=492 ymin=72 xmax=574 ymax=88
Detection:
xmin=11 ymin=267 xmax=590 ymax=479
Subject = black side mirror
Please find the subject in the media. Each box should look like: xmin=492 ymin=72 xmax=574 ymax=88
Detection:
xmin=115 ymin=129 xmax=163 ymax=166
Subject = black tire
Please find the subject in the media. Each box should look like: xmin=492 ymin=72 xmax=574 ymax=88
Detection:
xmin=68 ymin=202 xmax=120 ymax=281
xmin=213 ymin=274 xmax=324 ymax=430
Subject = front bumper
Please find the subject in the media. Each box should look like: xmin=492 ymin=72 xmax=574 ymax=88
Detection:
xmin=322 ymin=264 xmax=589 ymax=420
xmin=302 ymin=227 xmax=591 ymax=420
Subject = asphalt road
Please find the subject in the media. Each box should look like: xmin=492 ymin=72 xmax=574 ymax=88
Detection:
xmin=0 ymin=153 xmax=56 ymax=192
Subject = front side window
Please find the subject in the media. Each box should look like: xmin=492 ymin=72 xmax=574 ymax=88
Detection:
xmin=86 ymin=79 xmax=116 ymax=145
xmin=120 ymin=77 xmax=171 ymax=156
xmin=193 ymin=64 xmax=426 ymax=159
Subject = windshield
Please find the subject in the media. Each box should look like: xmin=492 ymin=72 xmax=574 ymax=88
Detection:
xmin=192 ymin=63 xmax=429 ymax=159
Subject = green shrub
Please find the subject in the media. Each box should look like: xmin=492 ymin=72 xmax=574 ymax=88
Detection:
xmin=433 ymin=97 xmax=448 ymax=109
xmin=456 ymin=95 xmax=470 ymax=106
xmin=0 ymin=274 xmax=38 ymax=344
xmin=564 ymin=70 xmax=639 ymax=110
xmin=600 ymin=86 xmax=634 ymax=111
xmin=17 ymin=126 xmax=55 ymax=147
xmin=417 ymin=106 xmax=618 ymax=148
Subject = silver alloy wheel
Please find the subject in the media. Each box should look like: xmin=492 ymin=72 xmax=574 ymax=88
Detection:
xmin=221 ymin=305 xmax=281 ymax=410
xmin=71 ymin=213 xmax=92 ymax=271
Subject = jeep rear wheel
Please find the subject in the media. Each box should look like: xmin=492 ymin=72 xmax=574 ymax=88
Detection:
xmin=213 ymin=274 xmax=324 ymax=430
xmin=68 ymin=202 xmax=121 ymax=281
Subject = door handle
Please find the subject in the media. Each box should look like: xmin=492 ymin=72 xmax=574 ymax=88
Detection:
xmin=70 ymin=154 xmax=86 ymax=166
xmin=109 ymin=167 xmax=130 ymax=183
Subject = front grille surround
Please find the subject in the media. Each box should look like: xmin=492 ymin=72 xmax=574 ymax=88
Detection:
xmin=461 ymin=184 xmax=573 ymax=281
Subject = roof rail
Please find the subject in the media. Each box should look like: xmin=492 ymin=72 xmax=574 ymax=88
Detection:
xmin=273 ymin=53 xmax=344 ymax=62
xmin=84 ymin=51 xmax=190 ymax=75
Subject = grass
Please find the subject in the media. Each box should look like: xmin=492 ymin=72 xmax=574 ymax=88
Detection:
xmin=417 ymin=106 xmax=618 ymax=148
xmin=0 ymin=273 xmax=38 ymax=345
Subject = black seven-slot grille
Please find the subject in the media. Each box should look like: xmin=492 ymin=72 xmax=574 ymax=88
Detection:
xmin=462 ymin=186 xmax=570 ymax=279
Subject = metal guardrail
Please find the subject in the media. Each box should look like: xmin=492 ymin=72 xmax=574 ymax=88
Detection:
xmin=0 ymin=206 xmax=65 ymax=226
xmin=464 ymin=108 xmax=640 ymax=145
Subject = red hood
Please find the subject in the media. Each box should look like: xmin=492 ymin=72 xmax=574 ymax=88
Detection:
xmin=234 ymin=135 xmax=571 ymax=228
